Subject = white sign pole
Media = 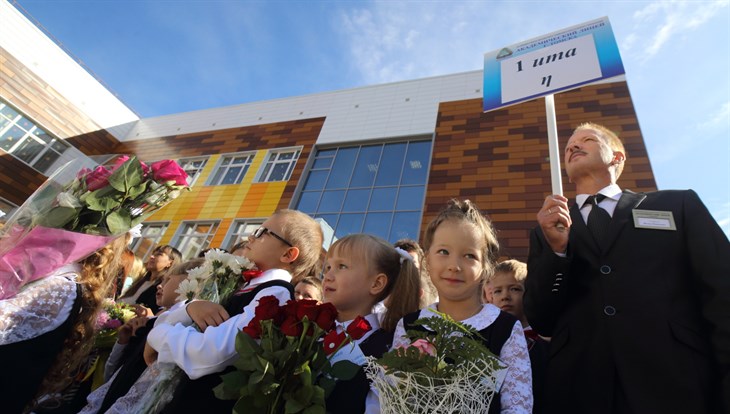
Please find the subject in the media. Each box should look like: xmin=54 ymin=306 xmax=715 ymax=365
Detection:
xmin=544 ymin=94 xmax=563 ymax=196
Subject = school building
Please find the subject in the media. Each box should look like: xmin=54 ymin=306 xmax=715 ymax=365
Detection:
xmin=0 ymin=1 xmax=656 ymax=260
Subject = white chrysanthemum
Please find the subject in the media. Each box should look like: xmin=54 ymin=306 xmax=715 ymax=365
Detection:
xmin=57 ymin=191 xmax=82 ymax=208
xmin=203 ymin=248 xmax=227 ymax=264
xmin=175 ymin=278 xmax=199 ymax=303
xmin=187 ymin=263 xmax=213 ymax=281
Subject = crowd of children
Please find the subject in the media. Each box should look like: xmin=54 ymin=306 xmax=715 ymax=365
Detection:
xmin=5 ymin=199 xmax=553 ymax=414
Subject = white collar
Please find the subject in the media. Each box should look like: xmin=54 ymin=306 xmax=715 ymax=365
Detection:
xmin=577 ymin=183 xmax=622 ymax=209
xmin=239 ymin=268 xmax=292 ymax=293
xmin=336 ymin=313 xmax=381 ymax=343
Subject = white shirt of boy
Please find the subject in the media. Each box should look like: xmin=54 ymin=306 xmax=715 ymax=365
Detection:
xmin=146 ymin=268 xmax=292 ymax=379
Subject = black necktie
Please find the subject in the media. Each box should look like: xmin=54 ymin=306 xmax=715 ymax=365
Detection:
xmin=586 ymin=194 xmax=611 ymax=246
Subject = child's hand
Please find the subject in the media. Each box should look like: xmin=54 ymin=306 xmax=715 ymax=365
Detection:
xmin=143 ymin=342 xmax=158 ymax=366
xmin=186 ymin=301 xmax=230 ymax=331
xmin=118 ymin=316 xmax=149 ymax=344
xmin=133 ymin=304 xmax=154 ymax=318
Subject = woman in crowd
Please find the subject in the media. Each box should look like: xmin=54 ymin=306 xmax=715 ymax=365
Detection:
xmin=119 ymin=245 xmax=181 ymax=316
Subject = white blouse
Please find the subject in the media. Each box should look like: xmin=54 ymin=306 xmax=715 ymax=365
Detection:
xmin=146 ymin=268 xmax=293 ymax=379
xmin=391 ymin=303 xmax=533 ymax=414
xmin=0 ymin=264 xmax=80 ymax=346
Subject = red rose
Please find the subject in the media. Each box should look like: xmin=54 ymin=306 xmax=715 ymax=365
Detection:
xmin=282 ymin=300 xmax=298 ymax=318
xmin=280 ymin=315 xmax=302 ymax=337
xmin=111 ymin=155 xmax=130 ymax=171
xmin=85 ymin=166 xmax=112 ymax=191
xmin=346 ymin=316 xmax=372 ymax=340
xmin=150 ymin=159 xmax=189 ymax=187
xmin=313 ymin=302 xmax=338 ymax=331
xmin=254 ymin=295 xmax=281 ymax=322
xmin=296 ymin=299 xmax=320 ymax=322
xmin=242 ymin=316 xmax=262 ymax=339
xmin=323 ymin=330 xmax=348 ymax=356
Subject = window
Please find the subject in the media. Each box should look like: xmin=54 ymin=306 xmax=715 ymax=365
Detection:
xmin=295 ymin=138 xmax=432 ymax=243
xmin=0 ymin=196 xmax=18 ymax=226
xmin=0 ymin=99 xmax=70 ymax=173
xmin=172 ymin=221 xmax=220 ymax=260
xmin=208 ymin=153 xmax=255 ymax=185
xmin=257 ymin=148 xmax=301 ymax=182
xmin=222 ymin=219 xmax=265 ymax=251
xmin=130 ymin=222 xmax=169 ymax=261
xmin=177 ymin=157 xmax=209 ymax=186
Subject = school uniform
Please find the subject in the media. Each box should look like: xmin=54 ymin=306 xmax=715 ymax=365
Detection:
xmin=146 ymin=268 xmax=294 ymax=413
xmin=523 ymin=326 xmax=548 ymax=414
xmin=525 ymin=187 xmax=730 ymax=413
xmin=325 ymin=313 xmax=392 ymax=414
xmin=392 ymin=304 xmax=533 ymax=414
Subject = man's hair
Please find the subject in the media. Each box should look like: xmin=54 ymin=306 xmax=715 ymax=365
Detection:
xmin=574 ymin=122 xmax=627 ymax=178
xmin=491 ymin=259 xmax=528 ymax=283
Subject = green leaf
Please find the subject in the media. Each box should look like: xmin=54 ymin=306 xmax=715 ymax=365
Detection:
xmin=284 ymin=398 xmax=306 ymax=413
xmin=317 ymin=376 xmax=336 ymax=398
xmin=236 ymin=329 xmax=263 ymax=357
xmin=36 ymin=206 xmax=78 ymax=228
xmin=126 ymin=182 xmax=148 ymax=199
xmin=329 ymin=360 xmax=361 ymax=381
xmin=84 ymin=189 xmax=122 ymax=212
xmin=106 ymin=209 xmax=132 ymax=234
xmin=108 ymin=156 xmax=144 ymax=192
xmin=214 ymin=372 xmax=246 ymax=400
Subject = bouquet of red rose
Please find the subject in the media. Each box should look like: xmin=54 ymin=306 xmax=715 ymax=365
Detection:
xmin=0 ymin=155 xmax=189 ymax=299
xmin=214 ymin=296 xmax=371 ymax=414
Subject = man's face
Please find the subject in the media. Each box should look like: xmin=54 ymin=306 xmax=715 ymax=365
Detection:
xmin=564 ymin=128 xmax=617 ymax=181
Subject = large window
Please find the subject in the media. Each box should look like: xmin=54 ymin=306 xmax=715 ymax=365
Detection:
xmin=257 ymin=148 xmax=301 ymax=182
xmin=295 ymin=138 xmax=432 ymax=243
xmin=129 ymin=222 xmax=169 ymax=261
xmin=207 ymin=153 xmax=255 ymax=185
xmin=178 ymin=156 xmax=209 ymax=186
xmin=222 ymin=219 xmax=265 ymax=251
xmin=0 ymin=99 xmax=70 ymax=173
xmin=172 ymin=221 xmax=220 ymax=260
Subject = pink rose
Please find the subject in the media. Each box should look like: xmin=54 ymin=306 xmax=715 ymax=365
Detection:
xmin=85 ymin=166 xmax=112 ymax=191
xmin=76 ymin=167 xmax=92 ymax=179
xmin=409 ymin=339 xmax=437 ymax=357
xmin=105 ymin=319 xmax=123 ymax=329
xmin=96 ymin=312 xmax=110 ymax=329
xmin=111 ymin=155 xmax=149 ymax=175
xmin=150 ymin=160 xmax=189 ymax=187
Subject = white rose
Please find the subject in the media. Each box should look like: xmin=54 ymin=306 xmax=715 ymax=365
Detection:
xmin=57 ymin=191 xmax=82 ymax=208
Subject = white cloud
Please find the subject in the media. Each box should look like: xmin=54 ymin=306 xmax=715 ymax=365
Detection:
xmin=625 ymin=0 xmax=728 ymax=63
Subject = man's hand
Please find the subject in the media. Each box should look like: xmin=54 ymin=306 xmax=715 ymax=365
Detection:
xmin=143 ymin=342 xmax=158 ymax=366
xmin=187 ymin=301 xmax=230 ymax=331
xmin=537 ymin=194 xmax=572 ymax=253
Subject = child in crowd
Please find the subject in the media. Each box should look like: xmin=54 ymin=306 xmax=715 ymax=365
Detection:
xmin=80 ymin=258 xmax=204 ymax=414
xmin=144 ymin=209 xmax=323 ymax=413
xmin=394 ymin=238 xmax=437 ymax=307
xmin=294 ymin=276 xmax=323 ymax=302
xmin=322 ymin=233 xmax=421 ymax=412
xmin=392 ymin=199 xmax=533 ymax=413
xmin=119 ymin=245 xmax=182 ymax=316
xmin=489 ymin=259 xmax=548 ymax=414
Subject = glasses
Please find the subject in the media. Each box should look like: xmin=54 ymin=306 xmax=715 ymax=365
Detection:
xmin=252 ymin=226 xmax=293 ymax=247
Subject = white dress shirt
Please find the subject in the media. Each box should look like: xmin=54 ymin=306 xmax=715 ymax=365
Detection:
xmin=146 ymin=268 xmax=292 ymax=379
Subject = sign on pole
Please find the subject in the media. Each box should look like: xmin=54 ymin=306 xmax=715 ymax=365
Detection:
xmin=483 ymin=17 xmax=625 ymax=112
xmin=482 ymin=17 xmax=625 ymax=198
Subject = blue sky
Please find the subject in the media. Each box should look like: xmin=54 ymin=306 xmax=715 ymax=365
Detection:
xmin=14 ymin=0 xmax=730 ymax=234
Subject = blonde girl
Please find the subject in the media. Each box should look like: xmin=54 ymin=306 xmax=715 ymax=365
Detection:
xmin=392 ymin=199 xmax=533 ymax=413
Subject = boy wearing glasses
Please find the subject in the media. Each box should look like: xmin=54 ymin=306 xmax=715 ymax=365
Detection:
xmin=144 ymin=209 xmax=323 ymax=412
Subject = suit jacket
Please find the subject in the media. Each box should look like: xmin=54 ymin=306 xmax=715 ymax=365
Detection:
xmin=524 ymin=189 xmax=729 ymax=414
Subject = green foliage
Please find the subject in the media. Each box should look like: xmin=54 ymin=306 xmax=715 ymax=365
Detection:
xmin=376 ymin=310 xmax=506 ymax=386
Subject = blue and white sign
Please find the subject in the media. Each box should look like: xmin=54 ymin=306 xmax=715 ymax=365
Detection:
xmin=483 ymin=17 xmax=625 ymax=112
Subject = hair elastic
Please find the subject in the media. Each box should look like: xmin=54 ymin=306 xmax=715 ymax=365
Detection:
xmin=394 ymin=247 xmax=413 ymax=265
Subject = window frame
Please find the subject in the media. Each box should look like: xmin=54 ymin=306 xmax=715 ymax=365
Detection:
xmin=255 ymin=147 xmax=302 ymax=183
xmin=170 ymin=220 xmax=221 ymax=260
xmin=206 ymin=152 xmax=256 ymax=186
xmin=130 ymin=222 xmax=170 ymax=261
xmin=177 ymin=156 xmax=209 ymax=187
xmin=221 ymin=218 xmax=266 ymax=251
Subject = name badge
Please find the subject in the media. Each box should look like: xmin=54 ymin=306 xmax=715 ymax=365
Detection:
xmin=632 ymin=209 xmax=676 ymax=231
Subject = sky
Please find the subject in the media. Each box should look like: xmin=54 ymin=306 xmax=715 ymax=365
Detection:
xmin=13 ymin=0 xmax=730 ymax=235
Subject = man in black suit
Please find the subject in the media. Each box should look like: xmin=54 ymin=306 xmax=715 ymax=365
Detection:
xmin=524 ymin=122 xmax=729 ymax=413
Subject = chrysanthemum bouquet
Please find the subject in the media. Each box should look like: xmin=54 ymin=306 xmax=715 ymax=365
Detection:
xmin=94 ymin=299 xmax=138 ymax=348
xmin=214 ymin=297 xmax=370 ymax=414
xmin=135 ymin=249 xmax=256 ymax=413
xmin=175 ymin=248 xmax=255 ymax=305
xmin=0 ymin=155 xmax=189 ymax=299
xmin=365 ymin=310 xmax=507 ymax=413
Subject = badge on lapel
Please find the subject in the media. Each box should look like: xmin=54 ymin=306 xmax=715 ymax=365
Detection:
xmin=632 ymin=209 xmax=676 ymax=231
